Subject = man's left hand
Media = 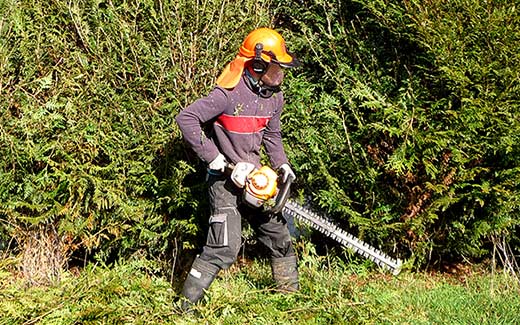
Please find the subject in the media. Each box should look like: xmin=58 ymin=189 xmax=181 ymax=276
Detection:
xmin=279 ymin=163 xmax=296 ymax=183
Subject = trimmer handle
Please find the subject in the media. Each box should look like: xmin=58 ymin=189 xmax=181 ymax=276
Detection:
xmin=224 ymin=162 xmax=235 ymax=174
xmin=270 ymin=172 xmax=295 ymax=214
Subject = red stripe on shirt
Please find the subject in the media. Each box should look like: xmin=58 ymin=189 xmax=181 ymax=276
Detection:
xmin=215 ymin=114 xmax=271 ymax=133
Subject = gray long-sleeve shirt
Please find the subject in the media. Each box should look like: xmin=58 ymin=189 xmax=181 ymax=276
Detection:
xmin=175 ymin=75 xmax=289 ymax=169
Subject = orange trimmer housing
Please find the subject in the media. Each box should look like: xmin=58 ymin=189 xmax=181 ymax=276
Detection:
xmin=242 ymin=165 xmax=295 ymax=213
xmin=247 ymin=166 xmax=278 ymax=199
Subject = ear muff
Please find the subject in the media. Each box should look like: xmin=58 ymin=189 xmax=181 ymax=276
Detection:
xmin=252 ymin=43 xmax=268 ymax=75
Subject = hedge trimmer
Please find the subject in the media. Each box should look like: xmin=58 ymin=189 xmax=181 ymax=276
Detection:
xmin=229 ymin=163 xmax=403 ymax=275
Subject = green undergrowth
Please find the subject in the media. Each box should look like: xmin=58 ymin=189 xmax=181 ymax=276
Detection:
xmin=1 ymin=243 xmax=519 ymax=324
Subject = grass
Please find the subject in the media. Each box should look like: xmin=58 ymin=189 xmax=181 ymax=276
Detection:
xmin=1 ymin=243 xmax=519 ymax=324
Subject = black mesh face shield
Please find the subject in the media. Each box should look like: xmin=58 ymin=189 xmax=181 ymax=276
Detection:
xmin=261 ymin=63 xmax=284 ymax=87
xmin=244 ymin=68 xmax=281 ymax=98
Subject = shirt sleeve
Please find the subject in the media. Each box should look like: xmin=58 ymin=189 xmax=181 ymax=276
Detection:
xmin=263 ymin=93 xmax=289 ymax=169
xmin=175 ymin=87 xmax=229 ymax=163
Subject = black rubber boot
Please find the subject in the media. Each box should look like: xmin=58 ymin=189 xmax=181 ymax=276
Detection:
xmin=271 ymin=255 xmax=299 ymax=292
xmin=180 ymin=257 xmax=220 ymax=312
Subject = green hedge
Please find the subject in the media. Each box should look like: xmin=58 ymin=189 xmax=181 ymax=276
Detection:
xmin=0 ymin=0 xmax=275 ymax=282
xmin=277 ymin=0 xmax=520 ymax=264
xmin=1 ymin=0 xmax=518 ymax=281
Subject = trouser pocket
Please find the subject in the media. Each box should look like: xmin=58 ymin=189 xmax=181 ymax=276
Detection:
xmin=207 ymin=213 xmax=228 ymax=247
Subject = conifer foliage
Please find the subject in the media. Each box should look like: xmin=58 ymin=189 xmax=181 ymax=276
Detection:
xmin=0 ymin=0 xmax=273 ymax=283
xmin=277 ymin=0 xmax=520 ymax=264
xmin=0 ymin=0 xmax=518 ymax=283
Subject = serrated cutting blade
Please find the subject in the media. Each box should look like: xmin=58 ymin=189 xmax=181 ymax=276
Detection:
xmin=283 ymin=199 xmax=402 ymax=275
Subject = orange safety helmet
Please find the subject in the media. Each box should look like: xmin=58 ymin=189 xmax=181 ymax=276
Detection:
xmin=216 ymin=28 xmax=299 ymax=89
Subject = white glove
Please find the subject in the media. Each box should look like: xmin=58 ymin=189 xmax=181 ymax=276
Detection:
xmin=279 ymin=163 xmax=296 ymax=182
xmin=208 ymin=153 xmax=228 ymax=172
xmin=230 ymin=162 xmax=256 ymax=188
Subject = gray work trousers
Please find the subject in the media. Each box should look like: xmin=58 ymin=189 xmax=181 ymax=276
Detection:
xmin=198 ymin=172 xmax=295 ymax=270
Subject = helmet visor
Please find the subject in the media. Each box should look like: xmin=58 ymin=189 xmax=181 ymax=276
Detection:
xmin=271 ymin=50 xmax=300 ymax=68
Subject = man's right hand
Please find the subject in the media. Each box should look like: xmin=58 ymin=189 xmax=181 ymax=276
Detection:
xmin=208 ymin=153 xmax=228 ymax=172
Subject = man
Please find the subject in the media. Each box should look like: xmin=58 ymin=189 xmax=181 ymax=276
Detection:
xmin=175 ymin=27 xmax=299 ymax=309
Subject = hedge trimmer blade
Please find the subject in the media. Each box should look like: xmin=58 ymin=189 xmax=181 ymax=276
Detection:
xmin=283 ymin=199 xmax=402 ymax=275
